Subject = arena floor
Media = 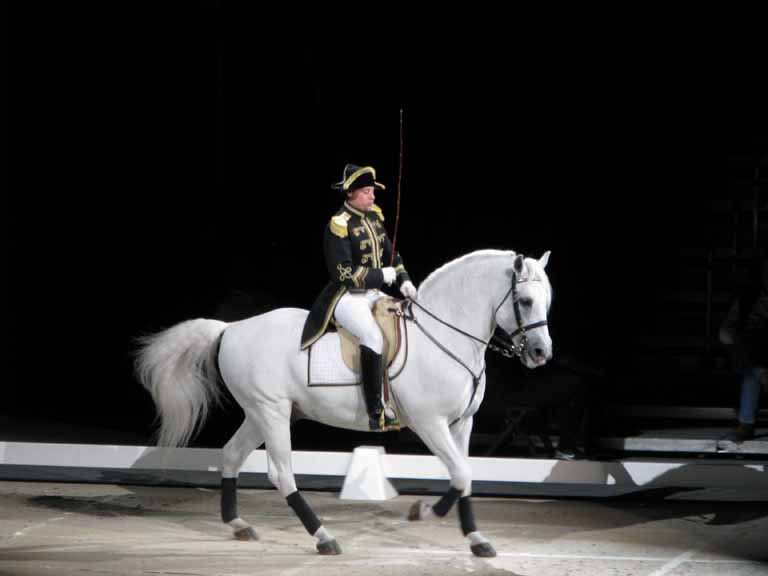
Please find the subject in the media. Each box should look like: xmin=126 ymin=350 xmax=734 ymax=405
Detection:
xmin=1 ymin=481 xmax=767 ymax=576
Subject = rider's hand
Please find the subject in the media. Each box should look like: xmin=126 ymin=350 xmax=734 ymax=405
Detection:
xmin=400 ymin=280 xmax=418 ymax=300
xmin=381 ymin=267 xmax=397 ymax=286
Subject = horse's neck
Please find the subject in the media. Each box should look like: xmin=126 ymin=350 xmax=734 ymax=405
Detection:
xmin=418 ymin=255 xmax=507 ymax=347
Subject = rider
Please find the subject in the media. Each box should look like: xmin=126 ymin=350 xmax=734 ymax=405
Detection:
xmin=301 ymin=164 xmax=418 ymax=431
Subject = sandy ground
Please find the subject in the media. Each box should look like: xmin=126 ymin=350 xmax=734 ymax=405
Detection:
xmin=1 ymin=481 xmax=767 ymax=576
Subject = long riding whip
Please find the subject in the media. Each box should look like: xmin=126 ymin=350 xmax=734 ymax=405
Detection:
xmin=389 ymin=109 xmax=404 ymax=265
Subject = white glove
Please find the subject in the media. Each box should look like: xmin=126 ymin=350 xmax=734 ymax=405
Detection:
xmin=381 ymin=267 xmax=397 ymax=286
xmin=400 ymin=280 xmax=418 ymax=300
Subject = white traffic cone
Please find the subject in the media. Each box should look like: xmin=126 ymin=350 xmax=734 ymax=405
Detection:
xmin=339 ymin=445 xmax=398 ymax=500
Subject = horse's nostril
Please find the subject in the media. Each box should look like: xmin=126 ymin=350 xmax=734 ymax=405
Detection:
xmin=534 ymin=348 xmax=545 ymax=359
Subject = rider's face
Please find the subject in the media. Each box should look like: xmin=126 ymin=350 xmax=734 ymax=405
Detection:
xmin=346 ymin=186 xmax=375 ymax=212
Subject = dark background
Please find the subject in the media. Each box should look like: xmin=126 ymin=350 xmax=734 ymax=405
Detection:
xmin=4 ymin=4 xmax=766 ymax=451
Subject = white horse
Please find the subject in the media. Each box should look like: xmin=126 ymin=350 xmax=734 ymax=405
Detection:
xmin=136 ymin=249 xmax=553 ymax=557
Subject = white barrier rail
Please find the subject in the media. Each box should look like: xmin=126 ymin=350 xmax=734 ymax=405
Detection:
xmin=1 ymin=442 xmax=766 ymax=500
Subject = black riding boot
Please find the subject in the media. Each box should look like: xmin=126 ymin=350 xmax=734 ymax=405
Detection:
xmin=360 ymin=345 xmax=398 ymax=431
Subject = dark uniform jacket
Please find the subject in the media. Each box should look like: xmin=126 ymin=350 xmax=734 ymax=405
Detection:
xmin=300 ymin=202 xmax=411 ymax=349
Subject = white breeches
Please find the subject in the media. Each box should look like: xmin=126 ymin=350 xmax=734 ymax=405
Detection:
xmin=333 ymin=290 xmax=386 ymax=354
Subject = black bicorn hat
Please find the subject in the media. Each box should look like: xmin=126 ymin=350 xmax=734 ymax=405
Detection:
xmin=331 ymin=164 xmax=386 ymax=192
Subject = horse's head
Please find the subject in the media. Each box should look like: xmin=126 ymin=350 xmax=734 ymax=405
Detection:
xmin=496 ymin=251 xmax=553 ymax=369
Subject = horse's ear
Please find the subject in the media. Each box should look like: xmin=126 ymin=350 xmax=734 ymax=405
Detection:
xmin=539 ymin=251 xmax=551 ymax=270
xmin=513 ymin=254 xmax=525 ymax=274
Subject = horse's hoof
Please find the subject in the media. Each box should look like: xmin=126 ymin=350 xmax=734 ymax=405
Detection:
xmin=471 ymin=542 xmax=497 ymax=558
xmin=408 ymin=500 xmax=432 ymax=521
xmin=234 ymin=526 xmax=259 ymax=541
xmin=408 ymin=500 xmax=423 ymax=521
xmin=316 ymin=539 xmax=342 ymax=555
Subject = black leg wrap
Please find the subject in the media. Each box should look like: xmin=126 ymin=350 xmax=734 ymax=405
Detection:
xmin=432 ymin=487 xmax=462 ymax=517
xmin=286 ymin=491 xmax=322 ymax=535
xmin=221 ymin=477 xmax=238 ymax=523
xmin=458 ymin=496 xmax=477 ymax=536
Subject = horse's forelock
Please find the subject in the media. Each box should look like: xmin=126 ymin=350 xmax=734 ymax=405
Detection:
xmin=524 ymin=257 xmax=542 ymax=281
xmin=523 ymin=257 xmax=553 ymax=308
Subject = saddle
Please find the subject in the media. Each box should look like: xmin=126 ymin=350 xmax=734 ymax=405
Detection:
xmin=336 ymin=296 xmax=404 ymax=372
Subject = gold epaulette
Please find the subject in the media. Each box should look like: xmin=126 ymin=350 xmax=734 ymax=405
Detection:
xmin=330 ymin=212 xmax=351 ymax=238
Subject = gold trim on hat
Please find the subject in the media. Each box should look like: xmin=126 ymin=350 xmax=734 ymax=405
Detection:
xmin=342 ymin=166 xmax=385 ymax=191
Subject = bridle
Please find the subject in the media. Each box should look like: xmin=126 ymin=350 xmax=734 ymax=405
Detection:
xmin=404 ymin=255 xmax=549 ymax=426
xmin=408 ymin=259 xmax=549 ymax=363
xmin=489 ymin=270 xmax=549 ymax=359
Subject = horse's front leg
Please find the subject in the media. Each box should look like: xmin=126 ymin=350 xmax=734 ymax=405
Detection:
xmin=408 ymin=416 xmax=496 ymax=558
xmin=451 ymin=416 xmax=496 ymax=557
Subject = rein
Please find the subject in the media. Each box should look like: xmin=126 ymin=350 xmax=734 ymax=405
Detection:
xmin=404 ymin=265 xmax=549 ymax=426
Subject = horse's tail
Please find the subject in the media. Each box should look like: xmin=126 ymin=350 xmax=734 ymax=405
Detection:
xmin=135 ymin=318 xmax=228 ymax=447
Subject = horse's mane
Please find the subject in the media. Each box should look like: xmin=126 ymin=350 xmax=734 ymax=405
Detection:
xmin=418 ymin=250 xmax=515 ymax=293
xmin=419 ymin=249 xmax=550 ymax=291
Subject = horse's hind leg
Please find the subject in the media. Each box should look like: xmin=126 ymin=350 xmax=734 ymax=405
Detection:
xmin=221 ymin=418 xmax=264 ymax=541
xmin=408 ymin=417 xmax=496 ymax=557
xmin=257 ymin=402 xmax=342 ymax=555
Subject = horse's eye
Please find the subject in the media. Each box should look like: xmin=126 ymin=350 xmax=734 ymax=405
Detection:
xmin=520 ymin=298 xmax=533 ymax=307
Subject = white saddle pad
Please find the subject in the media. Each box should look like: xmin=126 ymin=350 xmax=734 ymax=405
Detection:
xmin=308 ymin=331 xmax=360 ymax=386
xmin=308 ymin=327 xmax=406 ymax=387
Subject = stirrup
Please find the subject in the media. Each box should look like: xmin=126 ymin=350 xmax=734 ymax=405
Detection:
xmin=368 ymin=408 xmax=401 ymax=432
xmin=382 ymin=418 xmax=401 ymax=432
xmin=380 ymin=406 xmax=401 ymax=432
